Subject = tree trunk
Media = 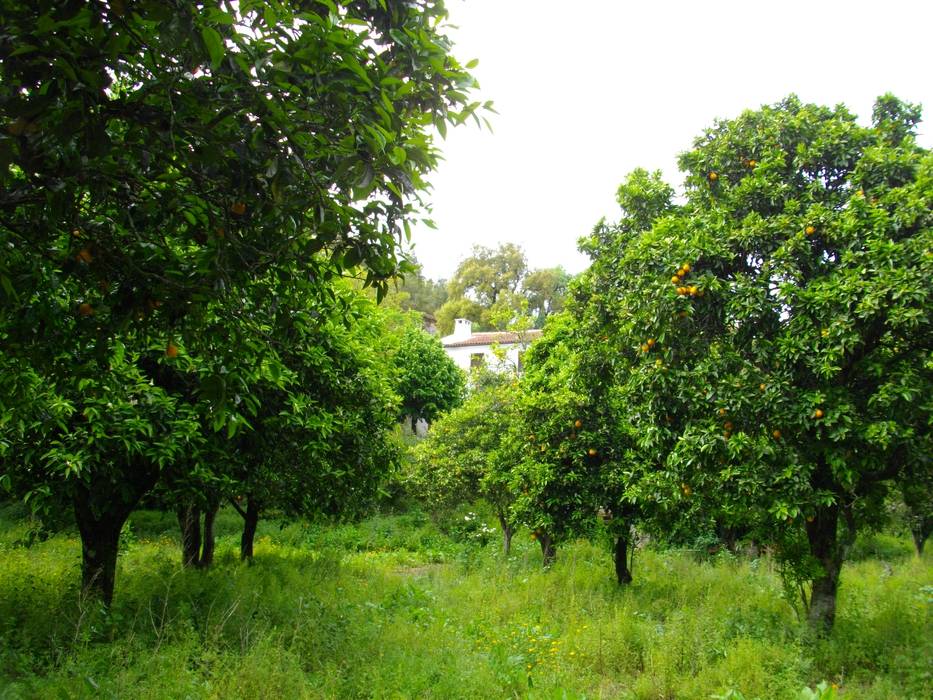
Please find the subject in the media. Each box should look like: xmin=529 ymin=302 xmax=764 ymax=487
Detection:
xmin=912 ymin=526 xmax=928 ymax=556
xmin=806 ymin=502 xmax=843 ymax=632
xmin=74 ymin=506 xmax=123 ymax=607
xmin=199 ymin=501 xmax=219 ymax=568
xmin=72 ymin=469 xmax=155 ymax=606
xmin=240 ymin=497 xmax=260 ymax=561
xmin=538 ymin=531 xmax=556 ymax=568
xmin=177 ymin=504 xmax=201 ymax=568
xmin=614 ymin=535 xmax=633 ymax=585
xmin=497 ymin=511 xmax=513 ymax=556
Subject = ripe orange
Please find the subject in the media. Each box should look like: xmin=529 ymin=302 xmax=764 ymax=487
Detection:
xmin=574 ymin=419 xmax=583 ymax=429
xmin=759 ymin=383 xmax=766 ymax=392
xmin=641 ymin=343 xmax=649 ymax=352
xmin=78 ymin=302 xmax=94 ymax=316
xmin=772 ymin=429 xmax=781 ymax=440
xmin=646 ymin=338 xmax=656 ymax=348
xmin=681 ymin=263 xmax=691 ymax=273
xmin=813 ymin=409 xmax=824 ymax=419
xmin=708 ymin=171 xmax=718 ymax=182
xmin=230 ymin=201 xmax=246 ymax=215
xmin=718 ymin=408 xmax=727 ymax=417
xmin=805 ymin=225 xmax=816 ymax=235
xmin=165 ymin=343 xmax=179 ymax=358
xmin=587 ymin=448 xmax=597 ymax=457
xmin=688 ymin=285 xmax=698 ymax=296
xmin=676 ymin=286 xmax=687 ymax=296
xmin=671 ymin=275 xmax=681 ymax=284
xmin=747 ymin=159 xmax=757 ymax=167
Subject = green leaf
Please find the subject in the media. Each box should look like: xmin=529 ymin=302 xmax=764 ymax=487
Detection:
xmin=201 ymin=26 xmax=224 ymax=69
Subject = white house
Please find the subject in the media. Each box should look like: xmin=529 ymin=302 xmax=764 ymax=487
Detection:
xmin=441 ymin=318 xmax=542 ymax=373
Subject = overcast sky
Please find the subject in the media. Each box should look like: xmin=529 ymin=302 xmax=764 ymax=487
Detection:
xmin=406 ymin=0 xmax=933 ymax=281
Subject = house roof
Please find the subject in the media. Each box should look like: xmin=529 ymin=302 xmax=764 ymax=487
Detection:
xmin=442 ymin=329 xmax=542 ymax=348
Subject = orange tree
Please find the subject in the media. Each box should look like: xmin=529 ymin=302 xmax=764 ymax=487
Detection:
xmin=411 ymin=368 xmax=522 ymax=555
xmin=0 ymin=0 xmax=481 ymax=603
xmin=577 ymin=95 xmax=932 ymax=631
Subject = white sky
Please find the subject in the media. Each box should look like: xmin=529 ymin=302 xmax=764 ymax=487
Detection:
xmin=406 ymin=0 xmax=933 ymax=281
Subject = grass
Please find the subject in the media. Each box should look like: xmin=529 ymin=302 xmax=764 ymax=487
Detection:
xmin=0 ymin=503 xmax=930 ymax=699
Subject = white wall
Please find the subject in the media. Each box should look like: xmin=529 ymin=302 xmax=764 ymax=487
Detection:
xmin=444 ymin=342 xmax=523 ymax=373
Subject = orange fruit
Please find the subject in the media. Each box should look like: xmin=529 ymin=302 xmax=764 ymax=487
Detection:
xmin=230 ymin=201 xmax=246 ymax=215
xmin=747 ymin=159 xmax=757 ymax=167
xmin=78 ymin=302 xmax=94 ymax=316
xmin=708 ymin=172 xmax=718 ymax=182
xmin=646 ymin=338 xmax=656 ymax=348
xmin=165 ymin=343 xmax=179 ymax=358
xmin=759 ymin=383 xmax=766 ymax=392
xmin=681 ymin=263 xmax=691 ymax=273
xmin=75 ymin=248 xmax=93 ymax=264
xmin=688 ymin=285 xmax=698 ymax=296
xmin=805 ymin=225 xmax=816 ymax=236
xmin=641 ymin=343 xmax=649 ymax=352
xmin=574 ymin=419 xmax=583 ymax=429
xmin=676 ymin=286 xmax=687 ymax=295
xmin=813 ymin=409 xmax=824 ymax=419
xmin=718 ymin=408 xmax=727 ymax=417
xmin=587 ymin=448 xmax=597 ymax=457
xmin=681 ymin=484 xmax=692 ymax=496
xmin=772 ymin=429 xmax=781 ymax=440
xmin=671 ymin=275 xmax=681 ymax=284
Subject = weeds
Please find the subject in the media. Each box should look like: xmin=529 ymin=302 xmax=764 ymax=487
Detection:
xmin=0 ymin=506 xmax=929 ymax=698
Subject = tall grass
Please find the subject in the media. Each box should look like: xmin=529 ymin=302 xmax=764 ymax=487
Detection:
xmin=0 ymin=504 xmax=929 ymax=699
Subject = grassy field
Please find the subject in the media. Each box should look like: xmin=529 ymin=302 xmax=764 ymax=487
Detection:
xmin=0 ymin=504 xmax=930 ymax=699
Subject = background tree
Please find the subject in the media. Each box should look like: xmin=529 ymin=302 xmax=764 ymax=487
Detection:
xmin=436 ymin=243 xmax=570 ymax=334
xmin=411 ymin=370 xmax=522 ymax=554
xmin=394 ymin=327 xmax=465 ymax=432
xmin=0 ymin=0 xmax=482 ymax=604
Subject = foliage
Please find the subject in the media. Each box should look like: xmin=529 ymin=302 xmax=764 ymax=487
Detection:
xmin=393 ymin=325 xmax=465 ymax=429
xmin=572 ymin=94 xmax=933 ymax=629
xmin=411 ymin=371 xmax=522 ymax=551
xmin=435 ymin=243 xmax=568 ymax=334
xmin=0 ymin=0 xmax=483 ymax=601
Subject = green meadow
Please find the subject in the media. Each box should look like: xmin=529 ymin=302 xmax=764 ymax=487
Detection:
xmin=1 ymin=504 xmax=929 ymax=699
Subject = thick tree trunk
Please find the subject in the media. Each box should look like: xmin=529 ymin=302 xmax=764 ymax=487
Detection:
xmin=614 ymin=535 xmax=633 ymax=585
xmin=74 ymin=507 xmax=123 ymax=607
xmin=806 ymin=503 xmax=843 ymax=632
xmin=199 ymin=501 xmax=219 ymax=568
xmin=240 ymin=498 xmax=260 ymax=561
xmin=177 ymin=505 xmax=202 ymax=568
xmin=538 ymin=531 xmax=556 ymax=568
xmin=72 ymin=468 xmax=155 ymax=606
xmin=497 ymin=511 xmax=513 ymax=556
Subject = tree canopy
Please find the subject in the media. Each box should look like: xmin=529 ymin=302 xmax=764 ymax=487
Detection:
xmin=0 ymin=0 xmax=483 ymax=604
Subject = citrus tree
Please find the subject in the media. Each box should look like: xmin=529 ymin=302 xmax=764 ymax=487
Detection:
xmin=579 ymin=95 xmax=932 ymax=630
xmin=411 ymin=369 xmax=522 ymax=554
xmin=0 ymin=0 xmax=482 ymax=603
xmin=394 ymin=326 xmax=465 ymax=432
